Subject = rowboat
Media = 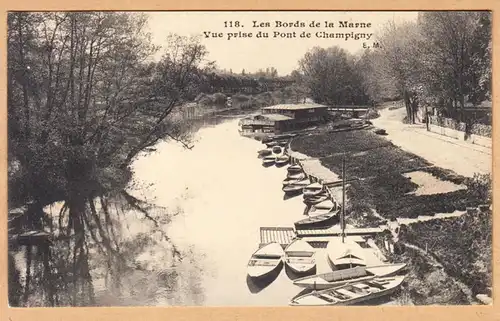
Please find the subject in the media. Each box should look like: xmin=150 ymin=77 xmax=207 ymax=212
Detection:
xmin=275 ymin=155 xmax=290 ymax=166
xmin=303 ymin=192 xmax=329 ymax=205
xmin=303 ymin=182 xmax=324 ymax=198
xmin=283 ymin=175 xmax=307 ymax=187
xmin=289 ymin=275 xmax=406 ymax=306
xmin=262 ymin=155 xmax=276 ymax=167
xmin=287 ymin=171 xmax=306 ymax=180
xmin=292 ymin=263 xmax=407 ymax=290
xmin=307 ymin=199 xmax=338 ymax=216
xmin=257 ymin=149 xmax=273 ymax=158
xmin=272 ymin=146 xmax=283 ymax=154
xmin=284 ymin=239 xmax=316 ymax=274
xmin=287 ymin=164 xmax=302 ymax=174
xmin=277 ymin=140 xmax=289 ymax=147
xmin=247 ymin=242 xmax=284 ymax=279
xmin=294 ymin=208 xmax=340 ymax=230
xmin=265 ymin=141 xmax=279 ymax=148
xmin=327 ymin=238 xmax=366 ymax=269
xmin=283 ymin=179 xmax=311 ymax=194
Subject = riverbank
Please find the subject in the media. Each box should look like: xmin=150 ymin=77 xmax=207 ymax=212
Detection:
xmin=288 ymin=117 xmax=492 ymax=305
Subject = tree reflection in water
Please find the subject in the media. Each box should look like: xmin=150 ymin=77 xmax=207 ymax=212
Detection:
xmin=9 ymin=191 xmax=206 ymax=306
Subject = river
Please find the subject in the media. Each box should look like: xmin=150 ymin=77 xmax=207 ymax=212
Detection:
xmin=120 ymin=116 xmax=306 ymax=306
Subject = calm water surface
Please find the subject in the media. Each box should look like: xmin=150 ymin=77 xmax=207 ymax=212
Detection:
xmin=122 ymin=116 xmax=306 ymax=306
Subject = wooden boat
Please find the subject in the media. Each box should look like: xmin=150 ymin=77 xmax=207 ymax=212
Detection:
xmin=284 ymin=239 xmax=316 ymax=274
xmin=294 ymin=208 xmax=340 ymax=230
xmin=292 ymin=263 xmax=407 ymax=290
xmin=265 ymin=141 xmax=279 ymax=148
xmin=283 ymin=179 xmax=311 ymax=194
xmin=307 ymin=199 xmax=338 ymax=216
xmin=287 ymin=171 xmax=306 ymax=180
xmin=303 ymin=191 xmax=329 ymax=204
xmin=303 ymin=182 xmax=324 ymax=198
xmin=287 ymin=164 xmax=302 ymax=174
xmin=275 ymin=155 xmax=290 ymax=166
xmin=272 ymin=146 xmax=283 ymax=154
xmin=277 ymin=140 xmax=289 ymax=147
xmin=261 ymin=137 xmax=275 ymax=144
xmin=274 ymin=133 xmax=297 ymax=140
xmin=262 ymin=155 xmax=276 ymax=166
xmin=257 ymin=148 xmax=273 ymax=158
xmin=283 ymin=175 xmax=307 ymax=187
xmin=289 ymin=275 xmax=406 ymax=306
xmin=247 ymin=242 xmax=284 ymax=279
xmin=327 ymin=238 xmax=366 ymax=269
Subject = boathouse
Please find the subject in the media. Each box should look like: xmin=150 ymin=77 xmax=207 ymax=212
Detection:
xmin=239 ymin=104 xmax=328 ymax=134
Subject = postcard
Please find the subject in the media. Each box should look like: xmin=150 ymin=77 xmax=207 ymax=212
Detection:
xmin=4 ymin=8 xmax=494 ymax=317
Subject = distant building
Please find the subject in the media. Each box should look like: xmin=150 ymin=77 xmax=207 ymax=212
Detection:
xmin=239 ymin=104 xmax=328 ymax=134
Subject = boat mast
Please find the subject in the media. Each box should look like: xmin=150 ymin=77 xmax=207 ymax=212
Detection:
xmin=341 ymin=152 xmax=346 ymax=244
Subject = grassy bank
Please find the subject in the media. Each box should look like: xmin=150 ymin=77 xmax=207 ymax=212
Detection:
xmin=290 ymin=127 xmax=481 ymax=221
xmin=399 ymin=210 xmax=492 ymax=296
xmin=386 ymin=244 xmax=471 ymax=305
xmin=290 ymin=122 xmax=492 ymax=304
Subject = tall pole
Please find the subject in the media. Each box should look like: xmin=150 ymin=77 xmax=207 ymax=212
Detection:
xmin=341 ymin=152 xmax=346 ymax=244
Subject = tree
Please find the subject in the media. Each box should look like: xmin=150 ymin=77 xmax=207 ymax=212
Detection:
xmin=299 ymin=46 xmax=370 ymax=105
xmin=8 ymin=12 xmax=208 ymax=306
xmin=417 ymin=12 xmax=491 ymax=120
xmin=372 ymin=20 xmax=423 ymax=123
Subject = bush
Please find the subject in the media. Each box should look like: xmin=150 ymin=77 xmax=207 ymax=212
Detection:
xmin=364 ymin=108 xmax=380 ymax=119
xmin=465 ymin=173 xmax=492 ymax=204
xmin=405 ymin=211 xmax=492 ymax=295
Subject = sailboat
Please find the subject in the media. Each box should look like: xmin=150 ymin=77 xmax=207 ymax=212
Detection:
xmin=327 ymin=153 xmax=366 ymax=269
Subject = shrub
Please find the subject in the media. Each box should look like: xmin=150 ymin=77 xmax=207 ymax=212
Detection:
xmin=464 ymin=173 xmax=492 ymax=204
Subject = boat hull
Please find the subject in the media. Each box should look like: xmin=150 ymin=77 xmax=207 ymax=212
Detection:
xmin=289 ymin=284 xmax=401 ymax=306
xmin=294 ymin=275 xmax=376 ymax=290
xmin=247 ymin=242 xmax=284 ymax=279
xmin=248 ymin=260 xmax=283 ymax=279
xmin=285 ymin=261 xmax=316 ymax=275
xmin=293 ymin=263 xmax=407 ymax=290
xmin=290 ymin=276 xmax=405 ymax=306
xmin=294 ymin=211 xmax=339 ymax=230
xmin=303 ymin=195 xmax=329 ymax=205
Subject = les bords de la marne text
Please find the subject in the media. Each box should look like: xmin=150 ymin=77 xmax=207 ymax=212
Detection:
xmin=203 ymin=20 xmax=375 ymax=42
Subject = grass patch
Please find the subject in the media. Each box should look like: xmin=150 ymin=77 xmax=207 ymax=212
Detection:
xmin=290 ymin=129 xmax=392 ymax=158
xmin=321 ymin=146 xmax=431 ymax=179
xmin=390 ymin=246 xmax=471 ymax=305
xmin=419 ymin=166 xmax=468 ymax=185
xmin=400 ymin=210 xmax=492 ymax=296
xmin=347 ymin=173 xmax=478 ymax=220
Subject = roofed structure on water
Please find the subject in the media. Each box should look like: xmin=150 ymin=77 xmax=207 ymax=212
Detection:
xmin=239 ymin=103 xmax=329 ymax=135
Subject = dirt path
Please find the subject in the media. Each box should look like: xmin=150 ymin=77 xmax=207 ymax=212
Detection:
xmin=372 ymin=108 xmax=491 ymax=177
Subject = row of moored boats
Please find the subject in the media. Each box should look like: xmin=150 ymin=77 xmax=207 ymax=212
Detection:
xmin=248 ymin=135 xmax=407 ymax=306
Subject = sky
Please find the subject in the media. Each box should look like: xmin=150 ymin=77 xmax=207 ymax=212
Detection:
xmin=146 ymin=11 xmax=418 ymax=76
